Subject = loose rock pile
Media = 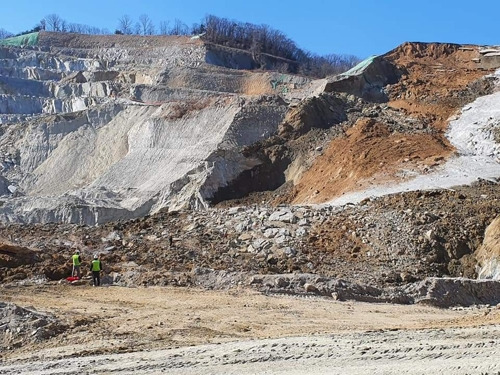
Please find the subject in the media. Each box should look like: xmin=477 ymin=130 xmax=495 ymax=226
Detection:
xmin=1 ymin=179 xmax=499 ymax=307
xmin=0 ymin=302 xmax=66 ymax=351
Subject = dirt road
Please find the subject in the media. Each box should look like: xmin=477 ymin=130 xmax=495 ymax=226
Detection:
xmin=1 ymin=284 xmax=499 ymax=374
xmin=2 ymin=326 xmax=499 ymax=374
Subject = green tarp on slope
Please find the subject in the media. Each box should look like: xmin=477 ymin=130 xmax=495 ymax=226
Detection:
xmin=339 ymin=55 xmax=378 ymax=77
xmin=0 ymin=32 xmax=39 ymax=47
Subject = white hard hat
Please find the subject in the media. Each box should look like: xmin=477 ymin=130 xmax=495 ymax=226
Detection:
xmin=93 ymin=254 xmax=98 ymax=259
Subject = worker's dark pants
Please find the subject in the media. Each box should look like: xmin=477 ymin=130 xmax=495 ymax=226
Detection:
xmin=72 ymin=265 xmax=81 ymax=278
xmin=92 ymin=271 xmax=101 ymax=286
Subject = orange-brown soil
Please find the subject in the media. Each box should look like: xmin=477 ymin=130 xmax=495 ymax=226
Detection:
xmin=385 ymin=43 xmax=490 ymax=131
xmin=289 ymin=43 xmax=494 ymax=204
xmin=292 ymin=118 xmax=451 ymax=204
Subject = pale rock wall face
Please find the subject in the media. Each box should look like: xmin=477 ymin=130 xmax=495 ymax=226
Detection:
xmin=0 ymin=40 xmax=290 ymax=224
xmin=476 ymin=216 xmax=500 ymax=280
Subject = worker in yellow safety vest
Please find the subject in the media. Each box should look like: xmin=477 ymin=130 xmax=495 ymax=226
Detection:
xmin=90 ymin=254 xmax=103 ymax=287
xmin=72 ymin=250 xmax=82 ymax=278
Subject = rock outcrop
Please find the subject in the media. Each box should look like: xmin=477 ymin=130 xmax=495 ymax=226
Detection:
xmin=476 ymin=215 xmax=500 ymax=279
xmin=0 ymin=33 xmax=304 ymax=224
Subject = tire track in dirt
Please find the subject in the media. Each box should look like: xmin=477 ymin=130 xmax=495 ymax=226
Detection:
xmin=1 ymin=325 xmax=499 ymax=374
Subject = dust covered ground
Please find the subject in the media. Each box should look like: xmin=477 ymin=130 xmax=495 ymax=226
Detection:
xmin=1 ymin=284 xmax=499 ymax=374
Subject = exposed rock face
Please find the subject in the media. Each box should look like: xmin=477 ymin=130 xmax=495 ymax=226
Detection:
xmin=403 ymin=277 xmax=500 ymax=307
xmin=324 ymin=56 xmax=402 ymax=102
xmin=476 ymin=215 xmax=500 ymax=279
xmin=0 ymin=33 xmax=300 ymax=224
xmin=0 ymin=96 xmax=287 ymax=224
xmin=278 ymin=94 xmax=347 ymax=138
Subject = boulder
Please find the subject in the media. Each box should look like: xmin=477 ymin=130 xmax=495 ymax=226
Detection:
xmin=268 ymin=210 xmax=296 ymax=223
xmin=304 ymin=283 xmax=320 ymax=294
xmin=475 ymin=216 xmax=500 ymax=279
xmin=404 ymin=277 xmax=500 ymax=307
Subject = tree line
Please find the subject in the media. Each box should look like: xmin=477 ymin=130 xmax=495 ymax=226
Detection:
xmin=1 ymin=14 xmax=360 ymax=78
xmin=0 ymin=28 xmax=13 ymax=39
xmin=198 ymin=15 xmax=359 ymax=76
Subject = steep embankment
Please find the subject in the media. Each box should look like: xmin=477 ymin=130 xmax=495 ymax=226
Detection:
xmin=284 ymin=43 xmax=499 ymax=205
xmin=0 ymin=32 xmax=310 ymax=224
xmin=328 ymin=68 xmax=500 ymax=206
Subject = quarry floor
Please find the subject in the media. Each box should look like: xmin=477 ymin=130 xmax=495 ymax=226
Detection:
xmin=1 ymin=284 xmax=499 ymax=374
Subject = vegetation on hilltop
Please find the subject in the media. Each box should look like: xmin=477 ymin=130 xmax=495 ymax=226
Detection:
xmin=0 ymin=28 xmax=13 ymax=39
xmin=1 ymin=13 xmax=359 ymax=78
xmin=199 ymin=15 xmax=360 ymax=77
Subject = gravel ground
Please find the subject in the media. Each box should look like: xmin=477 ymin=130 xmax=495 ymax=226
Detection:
xmin=1 ymin=285 xmax=499 ymax=374
xmin=1 ymin=325 xmax=499 ymax=374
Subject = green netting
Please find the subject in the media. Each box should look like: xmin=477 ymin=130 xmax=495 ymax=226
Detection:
xmin=0 ymin=32 xmax=39 ymax=47
xmin=339 ymin=55 xmax=378 ymax=77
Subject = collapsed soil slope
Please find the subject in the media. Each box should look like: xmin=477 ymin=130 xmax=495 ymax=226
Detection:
xmin=284 ymin=43 xmax=497 ymax=205
xmin=291 ymin=117 xmax=451 ymax=203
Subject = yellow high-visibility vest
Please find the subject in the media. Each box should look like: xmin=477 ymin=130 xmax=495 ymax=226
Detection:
xmin=91 ymin=259 xmax=101 ymax=272
xmin=72 ymin=254 xmax=81 ymax=266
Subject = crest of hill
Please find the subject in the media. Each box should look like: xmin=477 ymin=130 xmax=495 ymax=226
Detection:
xmin=33 ymin=31 xmax=355 ymax=77
xmin=37 ymin=31 xmax=200 ymax=49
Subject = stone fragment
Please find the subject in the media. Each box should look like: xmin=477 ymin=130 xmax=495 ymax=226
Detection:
xmin=425 ymin=230 xmax=436 ymax=241
xmin=275 ymin=277 xmax=289 ymax=288
xmin=282 ymin=247 xmax=297 ymax=257
xmin=304 ymin=283 xmax=319 ymax=293
xmin=263 ymin=228 xmax=280 ymax=238
xmin=252 ymin=238 xmax=272 ymax=251
xmin=295 ymin=227 xmax=307 ymax=237
xmin=269 ymin=210 xmax=296 ymax=223
xmin=297 ymin=218 xmax=309 ymax=226
xmin=238 ymin=233 xmax=253 ymax=241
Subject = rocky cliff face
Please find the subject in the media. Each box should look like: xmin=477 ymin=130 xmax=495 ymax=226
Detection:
xmin=1 ymin=33 xmax=500 ymax=296
xmin=0 ymin=32 xmax=311 ymax=224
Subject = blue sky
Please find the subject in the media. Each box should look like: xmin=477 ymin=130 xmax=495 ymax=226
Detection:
xmin=1 ymin=0 xmax=499 ymax=58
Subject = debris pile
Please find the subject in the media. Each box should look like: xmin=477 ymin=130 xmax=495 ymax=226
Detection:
xmin=0 ymin=302 xmax=65 ymax=351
